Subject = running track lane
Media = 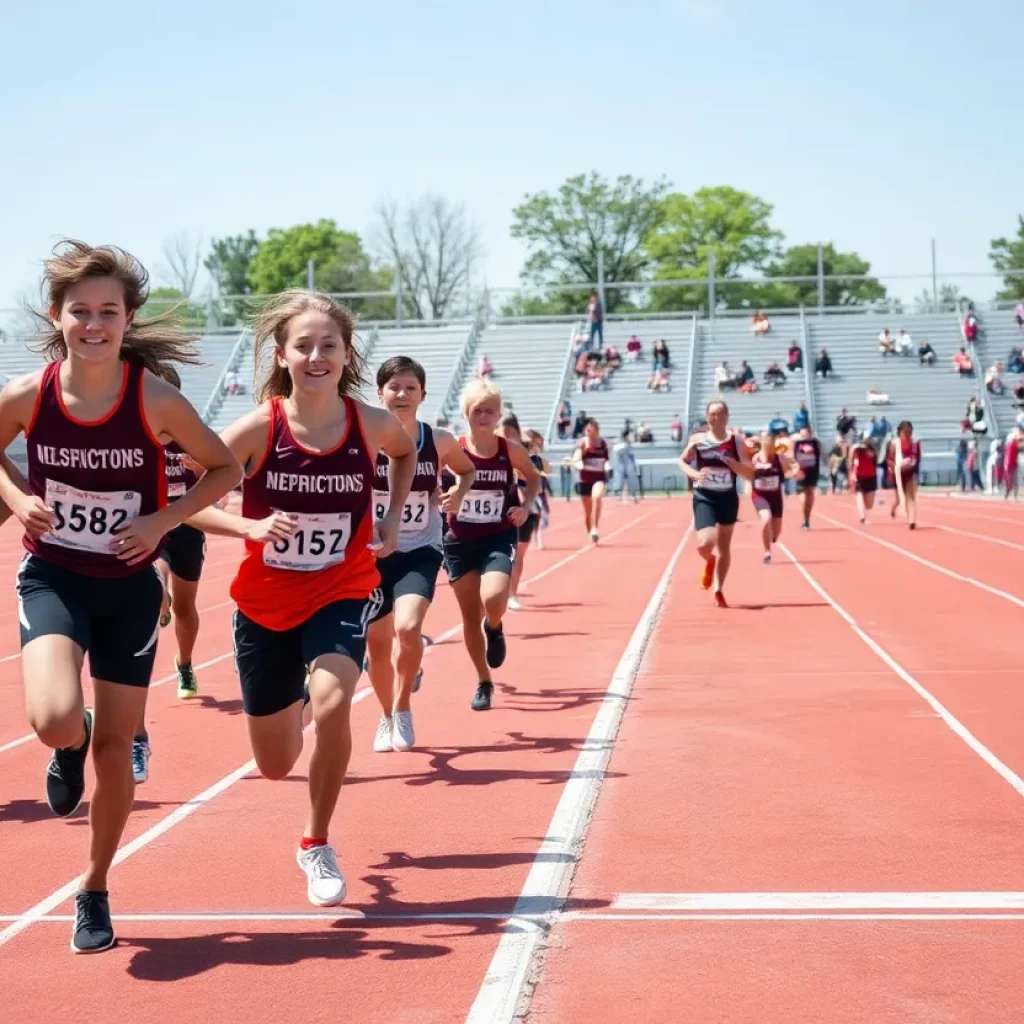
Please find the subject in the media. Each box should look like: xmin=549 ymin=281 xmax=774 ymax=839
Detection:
xmin=0 ymin=504 xmax=688 ymax=1024
xmin=529 ymin=515 xmax=1024 ymax=1023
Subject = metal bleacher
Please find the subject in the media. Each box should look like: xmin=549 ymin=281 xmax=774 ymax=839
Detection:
xmin=972 ymin=307 xmax=1024 ymax=438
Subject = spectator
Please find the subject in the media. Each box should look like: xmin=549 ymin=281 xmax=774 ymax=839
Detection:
xmin=573 ymin=350 xmax=589 ymax=388
xmin=584 ymin=360 xmax=610 ymax=391
xmin=987 ymin=434 xmax=1005 ymax=493
xmin=878 ymin=414 xmax=891 ymax=437
xmin=763 ymin=362 xmax=786 ymax=388
xmin=572 ymin=410 xmax=588 ymax=439
xmin=1014 ymin=380 xmax=1024 ymax=403
xmin=964 ymin=395 xmax=987 ymax=435
xmin=670 ymin=413 xmax=683 ymax=443
xmin=768 ymin=413 xmax=789 ymax=435
xmin=614 ymin=431 xmax=641 ymax=501
xmin=625 ymin=335 xmax=642 ymax=361
xmin=918 ymin=339 xmax=936 ymax=365
xmin=828 ymin=435 xmax=848 ymax=493
xmin=751 ymin=309 xmax=771 ymax=335
xmin=868 ymin=415 xmax=885 ymax=439
xmin=647 ymin=366 xmax=671 ymax=392
xmin=715 ymin=361 xmax=737 ymax=391
xmin=866 ymin=387 xmax=890 ymax=405
xmin=986 ymin=362 xmax=1006 ymax=395
xmin=793 ymin=403 xmax=809 ymax=432
xmin=815 ymin=347 xmax=833 ymax=378
xmin=966 ymin=440 xmax=983 ymax=490
xmin=1008 ymin=346 xmax=1024 ymax=373
xmin=223 ymin=369 xmax=240 ymax=395
xmin=953 ymin=347 xmax=974 ymax=376
xmin=895 ymin=328 xmax=913 ymax=356
xmin=651 ymin=338 xmax=670 ymax=370
xmin=1016 ymin=302 xmax=1024 ymax=330
xmin=586 ymin=291 xmax=603 ymax=350
xmin=962 ymin=303 xmax=980 ymax=344
xmin=787 ymin=341 xmax=803 ymax=373
xmin=836 ymin=407 xmax=856 ymax=439
xmin=636 ymin=422 xmax=654 ymax=443
xmin=738 ymin=360 xmax=755 ymax=386
xmin=477 ymin=353 xmax=493 ymax=378
xmin=604 ymin=344 xmax=622 ymax=370
xmin=556 ymin=400 xmax=572 ymax=440
xmin=878 ymin=328 xmax=895 ymax=356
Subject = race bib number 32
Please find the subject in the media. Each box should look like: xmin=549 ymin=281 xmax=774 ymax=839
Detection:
xmin=458 ymin=489 xmax=504 ymax=524
xmin=42 ymin=480 xmax=141 ymax=554
xmin=373 ymin=489 xmax=430 ymax=533
xmin=263 ymin=511 xmax=351 ymax=572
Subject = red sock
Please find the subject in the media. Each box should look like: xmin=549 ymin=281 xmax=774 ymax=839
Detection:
xmin=300 ymin=836 xmax=327 ymax=850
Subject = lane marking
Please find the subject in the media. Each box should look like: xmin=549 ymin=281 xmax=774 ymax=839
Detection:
xmin=612 ymin=892 xmax=1024 ymax=911
xmin=561 ymin=912 xmax=1024 ymax=922
xmin=464 ymin=524 xmax=692 ymax=1024
xmin=935 ymin=523 xmax=1024 ymax=553
xmin=0 ymin=507 xmax=664 ymax=947
xmin=779 ymin=541 xmax=1024 ymax=803
xmin=816 ymin=512 xmax=1024 ymax=611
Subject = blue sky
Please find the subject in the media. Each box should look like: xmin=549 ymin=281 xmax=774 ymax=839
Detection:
xmin=2 ymin=0 xmax=1022 ymax=321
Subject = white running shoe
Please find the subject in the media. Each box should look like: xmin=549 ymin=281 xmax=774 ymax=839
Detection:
xmin=373 ymin=715 xmax=393 ymax=752
xmin=507 ymin=595 xmax=522 ymax=611
xmin=132 ymin=739 xmax=150 ymax=784
xmin=590 ymin=527 xmax=599 ymax=543
xmin=392 ymin=710 xmax=415 ymax=751
xmin=296 ymin=844 xmax=346 ymax=907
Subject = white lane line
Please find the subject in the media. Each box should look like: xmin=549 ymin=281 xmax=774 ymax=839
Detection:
xmin=611 ymin=892 xmax=1024 ymax=911
xmin=560 ymin=912 xmax=1024 ymax=922
xmin=0 ymin=506 xmax=666 ymax=946
xmin=779 ymin=541 xmax=1024 ymax=803
xmin=464 ymin=524 xmax=692 ymax=1024
xmin=935 ymin=523 xmax=1024 ymax=553
xmin=816 ymin=512 xmax=1024 ymax=611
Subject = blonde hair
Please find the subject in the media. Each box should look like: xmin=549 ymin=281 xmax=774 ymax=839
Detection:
xmin=32 ymin=239 xmax=200 ymax=377
xmin=459 ymin=376 xmax=502 ymax=419
xmin=252 ymin=290 xmax=365 ymax=403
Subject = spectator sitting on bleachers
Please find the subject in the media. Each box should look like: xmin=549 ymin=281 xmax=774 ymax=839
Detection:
xmin=670 ymin=414 xmax=683 ymax=443
xmin=918 ymin=339 xmax=936 ymax=365
xmin=636 ymin=422 xmax=654 ymax=443
xmin=572 ymin=410 xmax=588 ymax=439
xmin=986 ymin=362 xmax=1006 ymax=396
xmin=878 ymin=328 xmax=895 ymax=356
xmin=836 ymin=407 xmax=856 ymax=439
xmin=787 ymin=341 xmax=803 ymax=373
xmin=1015 ymin=302 xmax=1024 ymax=330
xmin=768 ymin=413 xmax=789 ymax=435
xmin=964 ymin=396 xmax=986 ymax=435
xmin=895 ymin=328 xmax=913 ymax=356
xmin=963 ymin=304 xmax=980 ymax=343
xmin=1013 ymin=379 xmax=1024 ymax=403
xmin=715 ymin=361 xmax=738 ymax=391
xmin=626 ymin=335 xmax=642 ymax=361
xmin=1008 ymin=346 xmax=1023 ymax=373
xmin=477 ymin=353 xmax=493 ymax=378
xmin=794 ymin=403 xmax=810 ymax=431
xmin=651 ymin=338 xmax=670 ymax=371
xmin=953 ymin=347 xmax=974 ymax=376
xmin=751 ymin=309 xmax=771 ymax=335
xmin=583 ymin=360 xmax=610 ymax=391
xmin=866 ymin=387 xmax=890 ymax=405
xmin=557 ymin=400 xmax=572 ymax=440
xmin=574 ymin=350 xmax=589 ymax=387
xmin=604 ymin=344 xmax=622 ymax=370
xmin=647 ymin=366 xmax=671 ymax=392
xmin=815 ymin=347 xmax=833 ymax=378
xmin=764 ymin=361 xmax=786 ymax=388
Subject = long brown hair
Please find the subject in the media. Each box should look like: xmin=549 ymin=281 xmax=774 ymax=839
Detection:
xmin=32 ymin=239 xmax=201 ymax=376
xmin=252 ymin=290 xmax=365 ymax=403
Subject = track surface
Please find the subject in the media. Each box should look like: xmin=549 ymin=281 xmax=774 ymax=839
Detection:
xmin=1 ymin=491 xmax=1023 ymax=1022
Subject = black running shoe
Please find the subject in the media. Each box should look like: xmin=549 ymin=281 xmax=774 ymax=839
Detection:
xmin=46 ymin=710 xmax=92 ymax=817
xmin=71 ymin=890 xmax=115 ymax=954
xmin=483 ymin=621 xmax=506 ymax=669
xmin=471 ymin=681 xmax=493 ymax=711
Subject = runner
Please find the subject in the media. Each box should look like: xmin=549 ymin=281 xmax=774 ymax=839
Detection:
xmin=571 ymin=418 xmax=608 ymax=543
xmin=892 ymin=420 xmax=920 ymax=530
xmin=1003 ymin=416 xmax=1022 ymax=501
xmin=748 ymin=429 xmax=799 ymax=563
xmin=498 ymin=415 xmax=547 ymax=611
xmin=848 ymin=431 xmax=879 ymax=523
xmin=0 ymin=240 xmax=239 ymax=953
xmin=523 ymin=429 xmax=552 ymax=550
xmin=366 ymin=355 xmax=475 ymax=753
xmin=678 ymin=400 xmax=752 ymax=607
xmin=444 ymin=378 xmax=540 ymax=711
xmin=188 ymin=290 xmax=416 ymax=907
xmin=791 ymin=424 xmax=822 ymax=529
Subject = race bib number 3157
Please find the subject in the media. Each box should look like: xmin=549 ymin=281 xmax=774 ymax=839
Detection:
xmin=41 ymin=480 xmax=141 ymax=554
xmin=262 ymin=511 xmax=351 ymax=572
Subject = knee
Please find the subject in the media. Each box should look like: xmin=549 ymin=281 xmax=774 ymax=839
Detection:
xmin=697 ymin=542 xmax=714 ymax=560
xmin=91 ymin=732 xmax=133 ymax=776
xmin=394 ymin=623 xmax=422 ymax=653
xmin=29 ymin=706 xmax=85 ymax=751
xmin=254 ymin=748 xmax=300 ymax=781
xmin=366 ymin=631 xmax=393 ymax=663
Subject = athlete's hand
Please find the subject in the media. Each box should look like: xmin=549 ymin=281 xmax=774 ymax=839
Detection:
xmin=113 ymin=513 xmax=166 ymax=565
xmin=695 ymin=468 xmax=711 ymax=484
xmin=180 ymin=453 xmax=204 ymax=475
xmin=439 ymin=487 xmax=463 ymax=516
xmin=506 ymin=506 xmax=528 ymax=527
xmin=245 ymin=511 xmax=296 ymax=544
xmin=370 ymin=515 xmax=399 ymax=559
xmin=13 ymin=494 xmax=57 ymax=540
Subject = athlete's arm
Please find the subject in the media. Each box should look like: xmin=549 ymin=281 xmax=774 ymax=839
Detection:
xmin=0 ymin=372 xmax=56 ymax=539
xmin=507 ymin=439 xmax=541 ymax=526
xmin=722 ymin=433 xmax=755 ymax=482
xmin=678 ymin=434 xmax=703 ymax=482
xmin=434 ymin=428 xmax=476 ymax=514
xmin=359 ymin=402 xmax=416 ymax=557
xmin=570 ymin=441 xmax=584 ymax=468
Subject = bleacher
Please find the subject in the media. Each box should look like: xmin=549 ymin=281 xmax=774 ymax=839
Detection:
xmin=694 ymin=315 xmax=805 ymax=434
xmin=806 ymin=312 xmax=973 ymax=443
xmin=972 ymin=308 xmax=1024 ymax=437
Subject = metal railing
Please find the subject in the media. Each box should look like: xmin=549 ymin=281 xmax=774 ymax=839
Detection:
xmin=682 ymin=313 xmax=700 ymax=432
xmin=201 ymin=329 xmax=251 ymax=425
xmin=545 ymin=320 xmax=585 ymax=446
xmin=799 ymin=306 xmax=818 ymax=431
xmin=439 ymin=317 xmax=484 ymax=425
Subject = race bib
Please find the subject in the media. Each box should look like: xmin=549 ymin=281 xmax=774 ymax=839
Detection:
xmin=373 ymin=489 xmax=430 ymax=533
xmin=903 ymin=457 xmax=917 ymax=469
xmin=262 ymin=511 xmax=351 ymax=572
xmin=583 ymin=456 xmax=606 ymax=471
xmin=42 ymin=480 xmax=141 ymax=554
xmin=458 ymin=489 xmax=505 ymax=524
xmin=755 ymin=475 xmax=781 ymax=492
xmin=168 ymin=482 xmax=187 ymax=500
xmin=796 ymin=452 xmax=818 ymax=467
xmin=699 ymin=468 xmax=733 ymax=491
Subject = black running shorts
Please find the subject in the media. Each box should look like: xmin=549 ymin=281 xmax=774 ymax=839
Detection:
xmin=370 ymin=545 xmax=444 ymax=622
xmin=442 ymin=529 xmax=516 ymax=583
xmin=160 ymin=524 xmax=206 ymax=583
xmin=518 ymin=513 xmax=539 ymax=545
xmin=693 ymin=489 xmax=739 ymax=531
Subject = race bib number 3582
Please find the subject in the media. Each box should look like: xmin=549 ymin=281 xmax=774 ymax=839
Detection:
xmin=262 ymin=511 xmax=351 ymax=572
xmin=41 ymin=480 xmax=140 ymax=554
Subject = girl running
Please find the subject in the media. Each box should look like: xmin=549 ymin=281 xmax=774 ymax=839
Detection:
xmin=849 ymin=431 xmax=879 ymax=523
xmin=0 ymin=240 xmax=239 ymax=953
xmin=679 ymin=400 xmax=751 ymax=607
xmin=366 ymin=356 xmax=475 ymax=753
xmin=572 ymin=418 xmax=608 ymax=543
xmin=498 ymin=416 xmax=547 ymax=611
xmin=188 ymin=291 xmax=416 ymax=908
xmin=523 ymin=429 xmax=552 ymax=550
xmin=444 ymin=379 xmax=540 ymax=711
xmin=791 ymin=425 xmax=822 ymax=529
xmin=747 ymin=429 xmax=798 ymax=563
xmin=892 ymin=421 xmax=921 ymax=529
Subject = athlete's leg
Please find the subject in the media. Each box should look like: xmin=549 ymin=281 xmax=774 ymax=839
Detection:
xmin=366 ymin=612 xmax=396 ymax=714
xmin=510 ymin=539 xmax=529 ymax=598
xmin=169 ymin=575 xmax=200 ymax=667
xmin=580 ymin=494 xmax=593 ymax=532
xmin=771 ymin=515 xmax=784 ymax=542
xmin=393 ymin=593 xmax=431 ymax=712
xmin=756 ymin=506 xmax=773 ymax=555
xmin=451 ymin=571 xmax=489 ymax=682
xmin=714 ymin=523 xmax=736 ymax=590
xmin=23 ymin=635 xmax=87 ymax=751
xmin=590 ymin=480 xmax=607 ymax=535
xmin=481 ymin=568 xmax=511 ymax=629
xmin=904 ymin=476 xmax=918 ymax=527
xmin=247 ymin=700 xmax=305 ymax=781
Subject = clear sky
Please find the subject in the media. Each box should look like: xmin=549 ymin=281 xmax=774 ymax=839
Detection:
xmin=2 ymin=0 xmax=1022 ymax=322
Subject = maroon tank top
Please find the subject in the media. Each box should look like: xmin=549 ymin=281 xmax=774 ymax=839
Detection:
xmin=164 ymin=440 xmax=200 ymax=502
xmin=752 ymin=453 xmax=783 ymax=495
xmin=25 ymin=360 xmax=166 ymax=577
xmin=448 ymin=435 xmax=518 ymax=541
xmin=578 ymin=437 xmax=609 ymax=484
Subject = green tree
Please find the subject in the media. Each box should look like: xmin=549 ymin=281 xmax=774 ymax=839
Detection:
xmin=140 ymin=287 xmax=206 ymax=329
xmin=990 ymin=216 xmax=1024 ymax=300
xmin=204 ymin=231 xmax=261 ymax=325
xmin=510 ymin=173 xmax=669 ymax=314
xmin=761 ymin=243 xmax=887 ymax=308
xmin=645 ymin=186 xmax=783 ymax=311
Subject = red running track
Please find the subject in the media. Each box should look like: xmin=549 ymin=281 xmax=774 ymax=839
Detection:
xmin=3 ymin=492 xmax=1024 ymax=1022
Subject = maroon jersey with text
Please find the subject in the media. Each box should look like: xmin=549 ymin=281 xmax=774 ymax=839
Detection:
xmin=24 ymin=360 xmax=166 ymax=577
xmin=448 ymin=436 xmax=518 ymax=542
xmin=578 ymin=437 xmax=609 ymax=484
xmin=164 ymin=441 xmax=201 ymax=502
xmin=752 ymin=453 xmax=783 ymax=495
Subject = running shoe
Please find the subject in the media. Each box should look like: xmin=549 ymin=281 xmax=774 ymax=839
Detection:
xmin=71 ymin=890 xmax=115 ymax=954
xmin=471 ymin=681 xmax=493 ymax=711
xmin=483 ymin=620 xmax=506 ymax=668
xmin=132 ymin=738 xmax=150 ymax=785
xmin=801 ymin=521 xmax=810 ymax=531
xmin=412 ymin=668 xmax=423 ymax=693
xmin=45 ymin=709 xmax=92 ymax=818
xmin=590 ymin=527 xmax=599 ymax=544
xmin=713 ymin=590 xmax=728 ymax=608
xmin=296 ymin=844 xmax=346 ymax=907
xmin=176 ymin=658 xmax=198 ymax=700
xmin=762 ymin=554 xmax=771 ymax=565
xmin=392 ymin=710 xmax=415 ymax=751
xmin=508 ymin=596 xmax=523 ymax=612
xmin=700 ymin=554 xmax=717 ymax=591
xmin=373 ymin=716 xmax=393 ymax=752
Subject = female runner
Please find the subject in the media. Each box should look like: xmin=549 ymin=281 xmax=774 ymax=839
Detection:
xmin=366 ymin=355 xmax=475 ymax=753
xmin=679 ymin=400 xmax=752 ymax=607
xmin=498 ymin=415 xmax=547 ymax=611
xmin=893 ymin=420 xmax=920 ymax=529
xmin=848 ymin=431 xmax=879 ymax=523
xmin=188 ymin=291 xmax=416 ymax=907
xmin=571 ymin=418 xmax=608 ymax=543
xmin=791 ymin=424 xmax=822 ymax=529
xmin=747 ymin=429 xmax=799 ymax=563
xmin=0 ymin=240 xmax=239 ymax=953
xmin=444 ymin=379 xmax=540 ymax=711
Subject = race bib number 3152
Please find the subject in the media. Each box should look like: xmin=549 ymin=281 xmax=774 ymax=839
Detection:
xmin=458 ymin=489 xmax=504 ymax=524
xmin=41 ymin=480 xmax=141 ymax=554
xmin=262 ymin=511 xmax=351 ymax=572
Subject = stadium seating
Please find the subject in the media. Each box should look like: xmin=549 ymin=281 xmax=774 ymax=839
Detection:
xmin=971 ymin=307 xmax=1024 ymax=437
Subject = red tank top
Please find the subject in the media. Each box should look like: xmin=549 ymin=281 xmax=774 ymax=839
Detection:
xmin=853 ymin=444 xmax=877 ymax=479
xmin=25 ymin=360 xmax=166 ymax=577
xmin=230 ymin=396 xmax=379 ymax=630
xmin=448 ymin=436 xmax=518 ymax=542
xmin=164 ymin=440 xmax=200 ymax=502
xmin=578 ymin=437 xmax=609 ymax=484
xmin=900 ymin=438 xmax=921 ymax=472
